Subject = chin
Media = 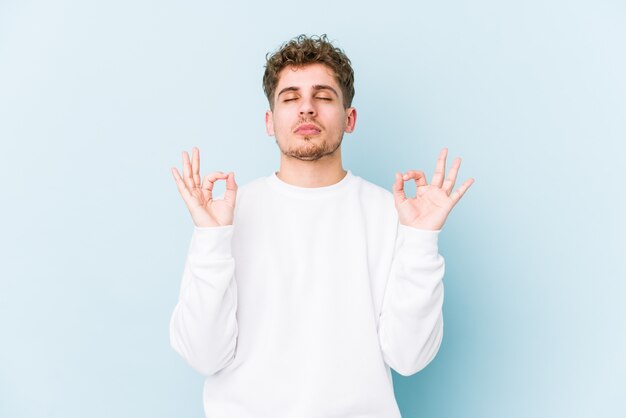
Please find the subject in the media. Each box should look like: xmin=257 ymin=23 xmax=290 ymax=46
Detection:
xmin=275 ymin=134 xmax=343 ymax=161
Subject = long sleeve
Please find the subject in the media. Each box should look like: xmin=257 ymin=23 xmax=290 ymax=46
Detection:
xmin=378 ymin=224 xmax=445 ymax=377
xmin=169 ymin=225 xmax=239 ymax=376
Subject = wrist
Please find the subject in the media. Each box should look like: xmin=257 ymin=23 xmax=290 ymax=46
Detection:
xmin=399 ymin=218 xmax=444 ymax=231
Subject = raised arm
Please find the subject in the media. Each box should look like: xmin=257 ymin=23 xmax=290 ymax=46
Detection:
xmin=378 ymin=148 xmax=473 ymax=376
xmin=169 ymin=147 xmax=239 ymax=375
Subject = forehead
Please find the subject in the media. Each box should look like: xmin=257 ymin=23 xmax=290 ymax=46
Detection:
xmin=275 ymin=63 xmax=340 ymax=90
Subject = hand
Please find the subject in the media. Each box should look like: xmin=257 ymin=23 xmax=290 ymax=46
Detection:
xmin=171 ymin=147 xmax=237 ymax=228
xmin=392 ymin=147 xmax=474 ymax=231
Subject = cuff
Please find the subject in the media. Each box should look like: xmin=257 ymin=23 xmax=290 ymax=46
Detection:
xmin=189 ymin=225 xmax=234 ymax=260
xmin=397 ymin=224 xmax=440 ymax=257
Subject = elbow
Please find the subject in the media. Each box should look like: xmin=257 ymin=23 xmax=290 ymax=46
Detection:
xmin=169 ymin=320 xmax=238 ymax=376
xmin=392 ymin=338 xmax=441 ymax=376
xmin=170 ymin=334 xmax=237 ymax=376
xmin=187 ymin=351 xmax=237 ymax=377
xmin=385 ymin=317 xmax=444 ymax=377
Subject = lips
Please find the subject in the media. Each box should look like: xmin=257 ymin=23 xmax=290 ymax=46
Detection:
xmin=294 ymin=124 xmax=321 ymax=135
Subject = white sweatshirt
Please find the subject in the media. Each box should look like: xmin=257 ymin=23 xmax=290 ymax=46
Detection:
xmin=169 ymin=171 xmax=445 ymax=418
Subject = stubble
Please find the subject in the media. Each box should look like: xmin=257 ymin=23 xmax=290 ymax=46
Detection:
xmin=276 ymin=136 xmax=343 ymax=161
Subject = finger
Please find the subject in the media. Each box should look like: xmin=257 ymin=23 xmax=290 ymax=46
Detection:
xmin=403 ymin=170 xmax=428 ymax=187
xmin=224 ymin=172 xmax=238 ymax=207
xmin=430 ymin=147 xmax=448 ymax=187
xmin=392 ymin=172 xmax=407 ymax=207
xmin=201 ymin=175 xmax=214 ymax=201
xmin=442 ymin=157 xmax=462 ymax=195
xmin=171 ymin=167 xmax=193 ymax=203
xmin=192 ymin=147 xmax=201 ymax=188
xmin=201 ymin=171 xmax=228 ymax=200
xmin=450 ymin=178 xmax=474 ymax=205
xmin=182 ymin=151 xmax=195 ymax=190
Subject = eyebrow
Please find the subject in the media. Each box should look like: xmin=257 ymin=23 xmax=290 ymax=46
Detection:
xmin=312 ymin=85 xmax=339 ymax=96
xmin=277 ymin=85 xmax=339 ymax=97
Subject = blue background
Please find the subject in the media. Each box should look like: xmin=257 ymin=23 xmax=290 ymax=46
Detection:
xmin=1 ymin=0 xmax=624 ymax=417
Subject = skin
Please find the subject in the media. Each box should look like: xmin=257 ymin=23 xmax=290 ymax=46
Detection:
xmin=171 ymin=63 xmax=474 ymax=230
xmin=264 ymin=63 xmax=356 ymax=188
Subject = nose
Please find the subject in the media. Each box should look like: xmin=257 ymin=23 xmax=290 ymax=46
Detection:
xmin=298 ymin=97 xmax=316 ymax=117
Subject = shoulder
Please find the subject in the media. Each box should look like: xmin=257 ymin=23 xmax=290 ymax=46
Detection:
xmin=211 ymin=175 xmax=267 ymax=203
xmin=349 ymin=173 xmax=399 ymax=236
xmin=237 ymin=176 xmax=267 ymax=193
xmin=350 ymin=173 xmax=397 ymax=216
xmin=351 ymin=174 xmax=394 ymax=203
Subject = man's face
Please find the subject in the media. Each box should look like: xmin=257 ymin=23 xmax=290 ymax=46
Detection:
xmin=265 ymin=63 xmax=356 ymax=161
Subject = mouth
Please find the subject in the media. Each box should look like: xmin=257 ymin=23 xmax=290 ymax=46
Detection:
xmin=294 ymin=124 xmax=321 ymax=135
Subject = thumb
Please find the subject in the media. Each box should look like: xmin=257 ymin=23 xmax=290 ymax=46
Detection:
xmin=224 ymin=172 xmax=238 ymax=207
xmin=392 ymin=172 xmax=406 ymax=207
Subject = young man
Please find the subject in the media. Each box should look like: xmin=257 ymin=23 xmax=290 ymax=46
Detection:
xmin=170 ymin=35 xmax=473 ymax=418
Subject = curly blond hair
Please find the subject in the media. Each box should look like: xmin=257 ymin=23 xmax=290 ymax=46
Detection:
xmin=262 ymin=34 xmax=355 ymax=110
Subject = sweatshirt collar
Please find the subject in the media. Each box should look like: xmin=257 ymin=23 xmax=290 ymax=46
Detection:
xmin=267 ymin=170 xmax=354 ymax=198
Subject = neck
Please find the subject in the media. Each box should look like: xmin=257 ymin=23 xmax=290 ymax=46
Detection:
xmin=276 ymin=148 xmax=347 ymax=187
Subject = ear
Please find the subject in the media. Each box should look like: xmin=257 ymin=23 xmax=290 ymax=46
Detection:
xmin=265 ymin=110 xmax=275 ymax=136
xmin=344 ymin=107 xmax=357 ymax=133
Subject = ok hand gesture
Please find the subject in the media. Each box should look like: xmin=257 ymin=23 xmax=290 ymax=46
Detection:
xmin=171 ymin=147 xmax=237 ymax=228
xmin=393 ymin=148 xmax=474 ymax=231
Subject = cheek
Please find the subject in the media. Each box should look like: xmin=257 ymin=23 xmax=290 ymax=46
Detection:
xmin=325 ymin=111 xmax=347 ymax=131
xmin=273 ymin=111 xmax=291 ymax=130
xmin=271 ymin=113 xmax=294 ymax=139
